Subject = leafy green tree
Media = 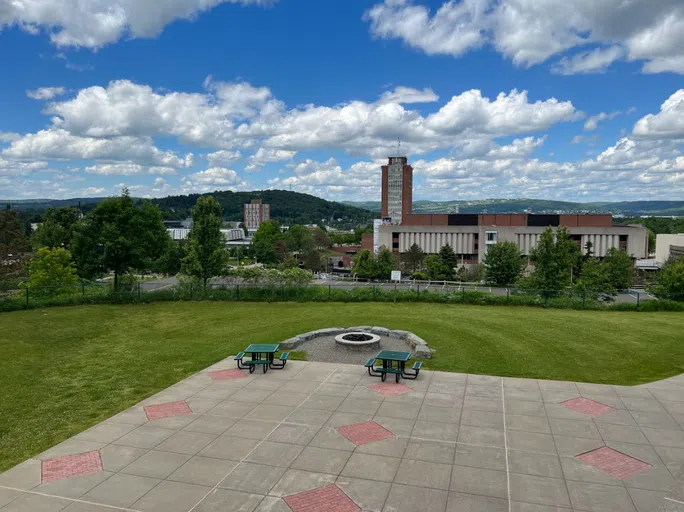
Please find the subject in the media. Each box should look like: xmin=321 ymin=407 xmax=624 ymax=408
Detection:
xmin=32 ymin=207 xmax=80 ymax=250
xmin=575 ymin=258 xmax=613 ymax=297
xmin=155 ymin=238 xmax=185 ymax=275
xmin=402 ymin=243 xmax=425 ymax=274
xmin=27 ymin=247 xmax=78 ymax=296
xmin=651 ymin=257 xmax=684 ymax=300
xmin=529 ymin=227 xmax=579 ymax=291
xmin=251 ymin=220 xmax=282 ymax=264
xmin=181 ymin=196 xmax=229 ymax=286
xmin=375 ymin=247 xmax=396 ymax=280
xmin=0 ymin=206 xmax=30 ymax=281
xmin=438 ymin=244 xmax=458 ymax=280
xmin=284 ymin=225 xmax=310 ymax=252
xmin=425 ymin=254 xmax=449 ymax=280
xmin=71 ymin=191 xmax=169 ymax=288
xmin=351 ymin=249 xmax=376 ymax=280
xmin=602 ymin=247 xmax=634 ymax=290
xmin=303 ymin=249 xmax=323 ymax=271
xmin=484 ymin=241 xmax=523 ymax=286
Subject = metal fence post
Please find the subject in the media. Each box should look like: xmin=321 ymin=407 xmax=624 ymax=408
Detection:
xmin=137 ymin=282 xmax=141 ymax=300
xmin=236 ymin=284 xmax=240 ymax=300
xmin=82 ymin=282 xmax=85 ymax=298
xmin=26 ymin=287 xmax=29 ymax=307
xmin=506 ymin=288 xmax=510 ymax=304
xmin=582 ymin=290 xmax=586 ymax=309
xmin=328 ymin=285 xmax=331 ymax=300
xmin=373 ymin=285 xmax=376 ymax=299
xmin=189 ymin=283 xmax=193 ymax=300
xmin=417 ymin=284 xmax=420 ymax=299
xmin=636 ymin=291 xmax=640 ymax=308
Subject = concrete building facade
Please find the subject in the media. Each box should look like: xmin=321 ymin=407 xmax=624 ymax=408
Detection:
xmin=381 ymin=156 xmax=413 ymax=226
xmin=243 ymin=199 xmax=270 ymax=232
xmin=655 ymin=234 xmax=684 ymax=265
xmin=376 ymin=157 xmax=649 ymax=265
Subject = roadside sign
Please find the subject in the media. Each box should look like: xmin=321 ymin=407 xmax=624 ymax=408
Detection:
xmin=391 ymin=270 xmax=401 ymax=282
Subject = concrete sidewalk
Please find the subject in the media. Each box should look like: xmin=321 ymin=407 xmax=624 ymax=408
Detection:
xmin=1 ymin=359 xmax=684 ymax=511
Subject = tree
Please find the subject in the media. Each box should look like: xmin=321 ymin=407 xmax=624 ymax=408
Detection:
xmin=32 ymin=207 xmax=80 ymax=250
xmin=284 ymin=225 xmax=310 ymax=253
xmin=0 ymin=206 xmax=30 ymax=281
xmin=154 ymin=238 xmax=185 ymax=275
xmin=351 ymin=249 xmax=376 ymax=280
xmin=313 ymin=228 xmax=331 ymax=250
xmin=425 ymin=254 xmax=449 ymax=281
xmin=529 ymin=227 xmax=579 ymax=291
xmin=402 ymin=243 xmax=425 ymax=274
xmin=303 ymin=249 xmax=323 ymax=271
xmin=181 ymin=196 xmax=229 ymax=286
xmin=484 ymin=241 xmax=523 ymax=286
xmin=651 ymin=257 xmax=684 ymax=301
xmin=375 ymin=247 xmax=396 ymax=280
xmin=72 ymin=190 xmax=169 ymax=288
xmin=27 ymin=248 xmax=78 ymax=296
xmin=602 ymin=247 xmax=634 ymax=290
xmin=251 ymin=220 xmax=282 ymax=265
xmin=438 ymin=244 xmax=458 ymax=280
xmin=575 ymin=258 xmax=613 ymax=298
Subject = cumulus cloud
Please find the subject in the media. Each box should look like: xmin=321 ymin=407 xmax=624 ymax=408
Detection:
xmin=207 ymin=150 xmax=242 ymax=167
xmin=3 ymin=129 xmax=193 ymax=168
xmin=85 ymin=163 xmax=177 ymax=175
xmin=365 ymin=0 xmax=684 ymax=74
xmin=584 ymin=111 xmax=621 ymax=131
xmin=378 ymin=87 xmax=439 ymax=104
xmin=1 ymin=0 xmax=274 ymax=49
xmin=26 ymin=87 xmax=67 ymax=100
xmin=632 ymin=89 xmax=684 ymax=139
xmin=179 ymin=167 xmax=249 ymax=194
xmin=244 ymin=148 xmax=296 ymax=172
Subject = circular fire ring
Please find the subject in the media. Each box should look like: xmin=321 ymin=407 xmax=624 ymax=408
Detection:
xmin=335 ymin=332 xmax=381 ymax=348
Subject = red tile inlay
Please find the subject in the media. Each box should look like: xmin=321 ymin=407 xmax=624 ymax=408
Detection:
xmin=209 ymin=369 xmax=248 ymax=380
xmin=577 ymin=447 xmax=650 ymax=478
xmin=283 ymin=484 xmax=360 ymax=512
xmin=144 ymin=400 xmax=192 ymax=420
xmin=41 ymin=451 xmax=103 ymax=482
xmin=561 ymin=397 xmax=613 ymax=416
xmin=369 ymin=382 xmax=413 ymax=397
xmin=336 ymin=421 xmax=393 ymax=446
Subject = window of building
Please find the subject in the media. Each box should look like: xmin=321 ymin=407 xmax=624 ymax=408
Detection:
xmin=486 ymin=231 xmax=497 ymax=243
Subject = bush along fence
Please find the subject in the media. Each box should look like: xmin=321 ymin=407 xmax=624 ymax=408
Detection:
xmin=1 ymin=280 xmax=683 ymax=313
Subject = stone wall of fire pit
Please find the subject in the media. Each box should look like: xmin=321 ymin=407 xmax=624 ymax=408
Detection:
xmin=279 ymin=326 xmax=433 ymax=359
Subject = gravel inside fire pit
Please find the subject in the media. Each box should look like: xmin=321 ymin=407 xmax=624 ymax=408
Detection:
xmin=295 ymin=334 xmax=413 ymax=364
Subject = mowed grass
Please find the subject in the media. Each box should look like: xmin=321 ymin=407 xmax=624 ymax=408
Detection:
xmin=1 ymin=302 xmax=683 ymax=471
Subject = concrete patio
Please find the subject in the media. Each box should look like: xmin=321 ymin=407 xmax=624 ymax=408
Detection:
xmin=1 ymin=358 xmax=684 ymax=512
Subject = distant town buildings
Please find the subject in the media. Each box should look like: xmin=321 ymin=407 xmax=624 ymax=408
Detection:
xmin=243 ymin=199 xmax=270 ymax=233
xmin=374 ymin=156 xmax=649 ymax=266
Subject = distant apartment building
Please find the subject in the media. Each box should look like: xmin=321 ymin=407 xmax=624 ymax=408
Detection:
xmin=243 ymin=199 xmax=270 ymax=232
xmin=375 ymin=156 xmax=649 ymax=265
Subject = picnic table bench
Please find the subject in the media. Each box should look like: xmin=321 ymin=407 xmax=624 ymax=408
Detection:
xmin=235 ymin=344 xmax=289 ymax=373
xmin=365 ymin=350 xmax=422 ymax=382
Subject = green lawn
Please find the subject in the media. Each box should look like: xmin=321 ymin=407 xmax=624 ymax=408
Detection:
xmin=1 ymin=302 xmax=683 ymax=471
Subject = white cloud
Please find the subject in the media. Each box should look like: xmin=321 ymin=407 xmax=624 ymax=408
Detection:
xmin=365 ymin=0 xmax=684 ymax=74
xmin=552 ymin=46 xmax=624 ymax=75
xmin=182 ymin=167 xmax=242 ymax=186
xmin=584 ymin=111 xmax=621 ymax=131
xmin=632 ymin=89 xmax=684 ymax=138
xmin=378 ymin=87 xmax=439 ymax=104
xmin=85 ymin=163 xmax=177 ymax=175
xmin=244 ymin=148 xmax=296 ymax=172
xmin=1 ymin=0 xmax=274 ymax=49
xmin=21 ymin=78 xmax=576 ymax=161
xmin=0 ymin=132 xmax=20 ymax=142
xmin=26 ymin=87 xmax=66 ymax=100
xmin=3 ymin=129 xmax=193 ymax=168
xmin=207 ymin=150 xmax=242 ymax=167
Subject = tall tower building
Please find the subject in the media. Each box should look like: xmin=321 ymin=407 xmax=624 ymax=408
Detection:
xmin=381 ymin=156 xmax=412 ymax=225
xmin=243 ymin=199 xmax=270 ymax=232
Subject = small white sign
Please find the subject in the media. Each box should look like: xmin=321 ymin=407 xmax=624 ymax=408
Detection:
xmin=391 ymin=270 xmax=402 ymax=282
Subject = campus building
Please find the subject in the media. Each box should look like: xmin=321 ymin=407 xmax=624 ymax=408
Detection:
xmin=655 ymin=234 xmax=684 ymax=265
xmin=375 ymin=156 xmax=649 ymax=265
xmin=243 ymin=199 xmax=270 ymax=232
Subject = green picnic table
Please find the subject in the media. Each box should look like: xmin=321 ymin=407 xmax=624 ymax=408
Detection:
xmin=234 ymin=344 xmax=290 ymax=373
xmin=364 ymin=349 xmax=423 ymax=382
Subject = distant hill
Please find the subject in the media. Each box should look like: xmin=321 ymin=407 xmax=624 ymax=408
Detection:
xmin=3 ymin=190 xmax=375 ymax=229
xmin=344 ymin=199 xmax=684 ymax=217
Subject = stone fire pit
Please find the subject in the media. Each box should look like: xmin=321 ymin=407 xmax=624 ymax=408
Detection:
xmin=334 ymin=331 xmax=381 ymax=350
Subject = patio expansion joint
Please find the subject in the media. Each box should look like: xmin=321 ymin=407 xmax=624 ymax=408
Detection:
xmin=186 ymin=363 xmax=343 ymax=512
xmin=0 ymin=484 xmax=145 ymax=512
xmin=501 ymin=379 xmax=512 ymax=512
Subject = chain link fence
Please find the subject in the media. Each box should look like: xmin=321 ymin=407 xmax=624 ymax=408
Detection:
xmin=1 ymin=280 xmax=681 ymax=313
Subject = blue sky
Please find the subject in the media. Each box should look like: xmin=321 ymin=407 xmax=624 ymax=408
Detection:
xmin=1 ymin=0 xmax=683 ymax=202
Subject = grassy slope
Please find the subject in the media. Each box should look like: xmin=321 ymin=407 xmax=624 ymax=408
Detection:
xmin=1 ymin=302 xmax=683 ymax=470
